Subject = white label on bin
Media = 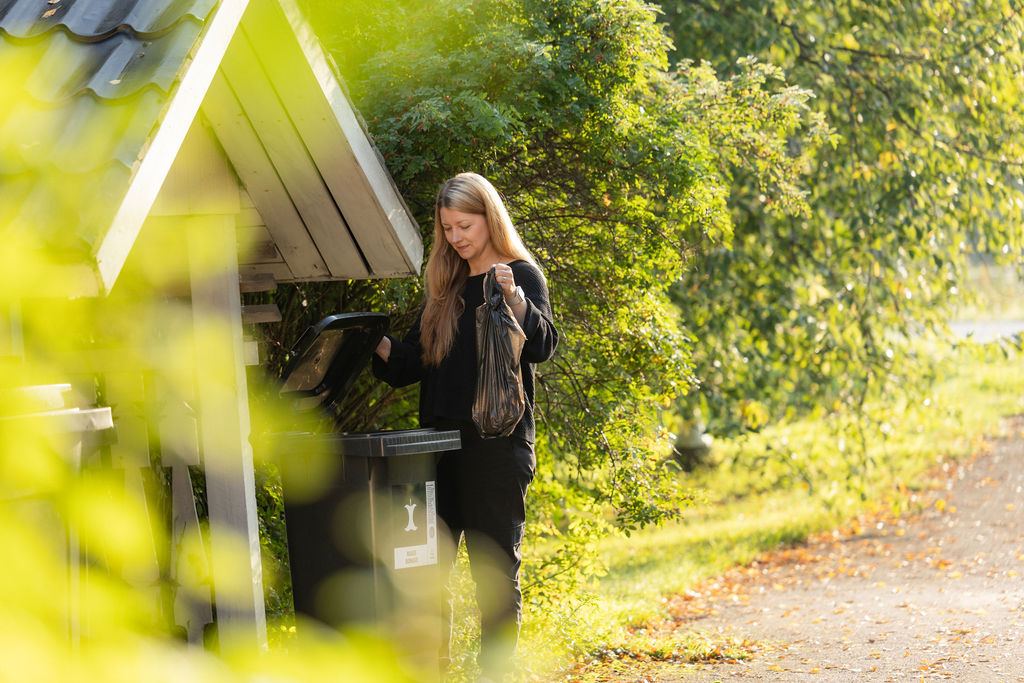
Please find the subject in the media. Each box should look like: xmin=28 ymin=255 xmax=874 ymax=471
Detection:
xmin=394 ymin=480 xmax=437 ymax=569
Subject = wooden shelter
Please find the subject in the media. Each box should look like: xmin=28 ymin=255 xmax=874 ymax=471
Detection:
xmin=0 ymin=0 xmax=423 ymax=648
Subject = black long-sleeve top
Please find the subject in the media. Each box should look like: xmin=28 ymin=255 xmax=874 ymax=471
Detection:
xmin=372 ymin=260 xmax=558 ymax=443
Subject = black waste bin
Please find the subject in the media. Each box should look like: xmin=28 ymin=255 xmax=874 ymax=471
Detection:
xmin=271 ymin=313 xmax=460 ymax=655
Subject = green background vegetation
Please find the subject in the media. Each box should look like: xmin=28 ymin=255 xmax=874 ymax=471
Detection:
xmin=3 ymin=0 xmax=1023 ymax=680
xmin=272 ymin=0 xmax=1023 ymax=677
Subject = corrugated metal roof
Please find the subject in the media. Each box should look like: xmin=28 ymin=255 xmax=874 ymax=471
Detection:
xmin=0 ymin=164 xmax=130 ymax=256
xmin=0 ymin=87 xmax=166 ymax=173
xmin=23 ymin=26 xmax=201 ymax=101
xmin=0 ymin=0 xmax=216 ymax=262
xmin=0 ymin=0 xmax=214 ymax=40
xmin=2 ymin=0 xmax=424 ymax=292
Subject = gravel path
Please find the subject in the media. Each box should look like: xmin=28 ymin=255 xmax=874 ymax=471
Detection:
xmin=615 ymin=418 xmax=1024 ymax=682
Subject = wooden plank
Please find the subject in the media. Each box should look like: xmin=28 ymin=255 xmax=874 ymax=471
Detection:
xmin=242 ymin=339 xmax=260 ymax=366
xmin=46 ymin=346 xmax=189 ymax=374
xmin=236 ymin=223 xmax=271 ymax=243
xmin=95 ymin=0 xmax=251 ymax=294
xmin=237 ymin=206 xmax=263 ymax=228
xmin=160 ymin=396 xmax=201 ymax=469
xmin=101 ymin=372 xmax=161 ymax=606
xmin=0 ymin=407 xmax=114 ymax=433
xmin=219 ymin=32 xmax=370 ymax=279
xmin=113 ymin=466 xmax=163 ymax=642
xmin=202 ymin=73 xmax=323 ymax=281
xmin=241 ymin=264 xmax=369 ymax=284
xmin=237 ymin=224 xmax=280 ymax=264
xmin=240 ymin=304 xmax=281 ymax=324
xmin=125 ymin=215 xmax=191 ymax=293
xmin=3 ymin=384 xmax=72 ymax=412
xmin=156 ymin=372 xmax=214 ymax=643
xmin=239 ymin=262 xmax=297 ymax=283
xmin=241 ymin=242 xmax=280 ymax=264
xmin=150 ymin=120 xmax=240 ymax=217
xmin=238 ymin=239 xmax=281 ymax=265
xmin=238 ymin=273 xmax=276 ymax=293
xmin=3 ymin=301 xmax=23 ymax=359
xmin=187 ymin=214 xmax=267 ymax=649
xmin=104 ymin=372 xmax=151 ymax=470
xmin=240 ymin=187 xmax=256 ymax=209
xmin=171 ymin=463 xmax=214 ymax=644
xmin=243 ymin=0 xmax=423 ymax=278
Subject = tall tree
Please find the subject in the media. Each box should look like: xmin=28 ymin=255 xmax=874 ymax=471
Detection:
xmin=661 ymin=1 xmax=1024 ymax=454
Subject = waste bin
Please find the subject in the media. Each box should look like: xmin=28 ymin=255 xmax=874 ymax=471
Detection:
xmin=271 ymin=313 xmax=460 ymax=654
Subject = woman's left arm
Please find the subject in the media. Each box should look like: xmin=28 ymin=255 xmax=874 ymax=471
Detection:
xmin=508 ymin=262 xmax=559 ymax=363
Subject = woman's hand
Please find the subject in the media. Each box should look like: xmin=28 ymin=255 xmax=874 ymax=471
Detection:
xmin=493 ymin=262 xmax=527 ymax=326
xmin=375 ymin=336 xmax=391 ymax=361
xmin=492 ymin=262 xmax=518 ymax=301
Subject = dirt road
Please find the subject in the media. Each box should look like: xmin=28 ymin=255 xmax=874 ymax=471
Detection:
xmin=595 ymin=418 xmax=1024 ymax=682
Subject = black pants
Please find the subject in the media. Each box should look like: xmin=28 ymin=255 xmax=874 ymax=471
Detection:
xmin=434 ymin=421 xmax=536 ymax=678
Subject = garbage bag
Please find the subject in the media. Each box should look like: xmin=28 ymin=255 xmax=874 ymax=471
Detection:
xmin=472 ymin=267 xmax=527 ymax=438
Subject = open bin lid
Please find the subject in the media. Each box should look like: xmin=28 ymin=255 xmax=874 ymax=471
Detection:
xmin=279 ymin=312 xmax=389 ymax=413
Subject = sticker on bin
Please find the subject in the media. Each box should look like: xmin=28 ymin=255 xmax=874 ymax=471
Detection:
xmin=393 ymin=481 xmax=437 ymax=569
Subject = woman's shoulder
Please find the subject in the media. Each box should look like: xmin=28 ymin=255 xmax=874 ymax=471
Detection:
xmin=509 ymin=259 xmax=543 ymax=279
xmin=509 ymin=259 xmax=548 ymax=296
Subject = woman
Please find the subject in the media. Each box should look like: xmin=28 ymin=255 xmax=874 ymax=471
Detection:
xmin=372 ymin=173 xmax=558 ymax=679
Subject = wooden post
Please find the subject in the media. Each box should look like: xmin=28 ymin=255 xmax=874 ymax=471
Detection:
xmin=187 ymin=214 xmax=267 ymax=649
xmin=160 ymin=383 xmax=215 ymax=646
xmin=0 ymin=300 xmax=24 ymax=367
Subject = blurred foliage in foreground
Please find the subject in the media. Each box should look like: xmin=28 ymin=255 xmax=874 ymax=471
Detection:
xmin=0 ymin=236 xmax=423 ymax=680
xmin=5 ymin=0 xmax=1023 ymax=681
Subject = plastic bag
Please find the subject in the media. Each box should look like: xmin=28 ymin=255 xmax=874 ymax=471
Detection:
xmin=472 ymin=267 xmax=527 ymax=438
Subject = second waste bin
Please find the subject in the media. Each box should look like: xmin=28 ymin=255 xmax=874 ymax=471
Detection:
xmin=271 ymin=313 xmax=461 ymax=654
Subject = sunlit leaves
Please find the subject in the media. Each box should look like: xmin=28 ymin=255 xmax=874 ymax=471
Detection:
xmin=664 ymin=0 xmax=1024 ymax=475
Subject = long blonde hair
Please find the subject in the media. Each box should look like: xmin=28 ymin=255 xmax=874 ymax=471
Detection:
xmin=420 ymin=173 xmax=538 ymax=366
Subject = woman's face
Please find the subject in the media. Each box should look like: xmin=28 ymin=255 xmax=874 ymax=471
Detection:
xmin=439 ymin=207 xmax=495 ymax=266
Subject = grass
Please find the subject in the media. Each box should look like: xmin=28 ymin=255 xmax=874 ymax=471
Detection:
xmin=517 ymin=342 xmax=1024 ymax=681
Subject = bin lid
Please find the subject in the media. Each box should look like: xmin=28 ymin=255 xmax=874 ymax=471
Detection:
xmin=279 ymin=312 xmax=389 ymax=413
